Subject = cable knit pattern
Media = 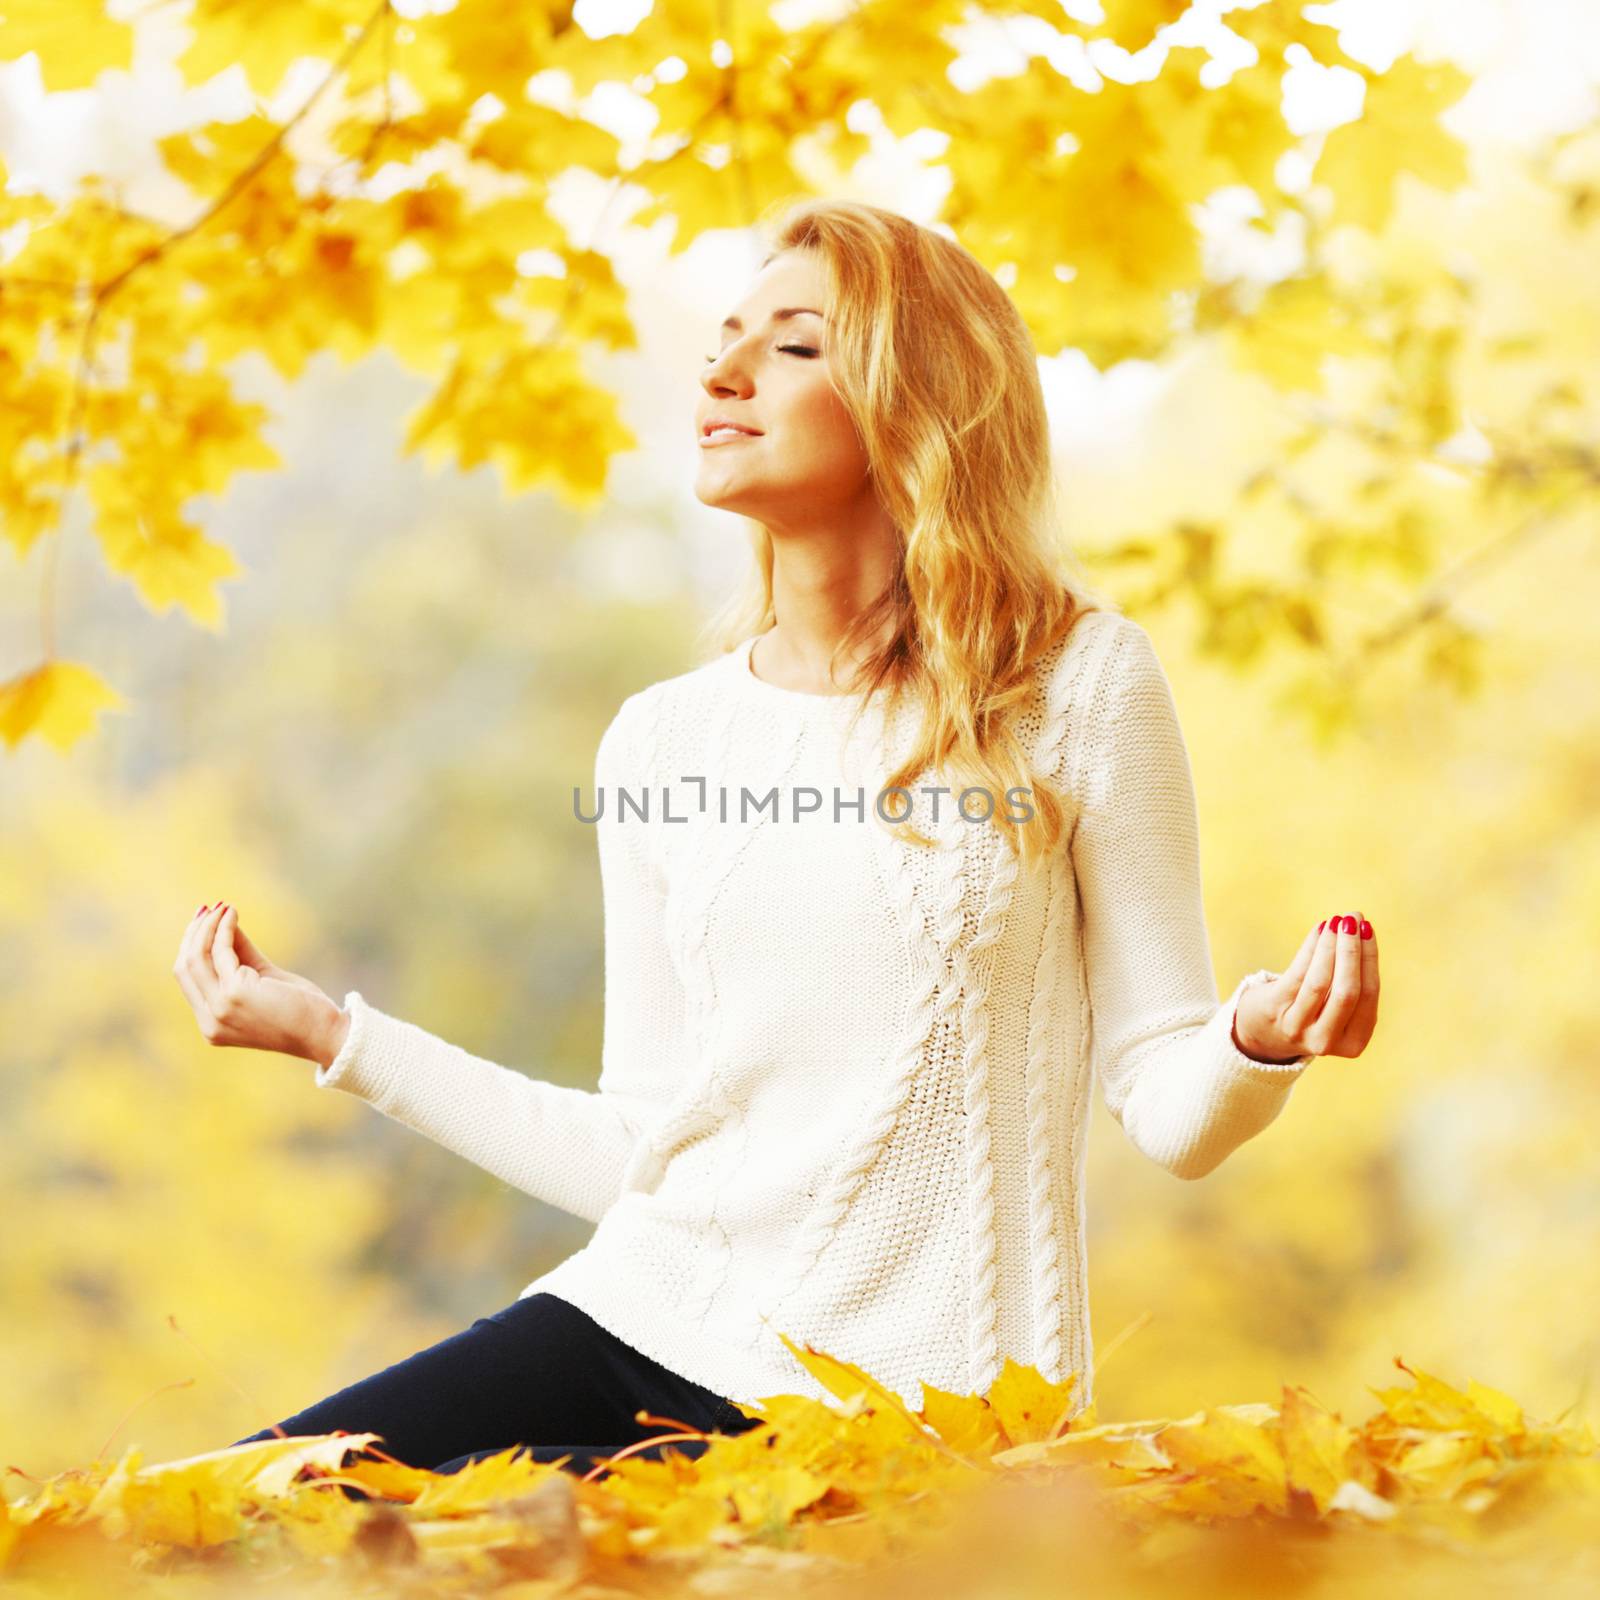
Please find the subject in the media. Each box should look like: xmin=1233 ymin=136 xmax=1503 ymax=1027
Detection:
xmin=1022 ymin=844 xmax=1070 ymax=1382
xmin=313 ymin=611 xmax=1315 ymax=1415
xmin=733 ymin=787 xmax=956 ymax=1355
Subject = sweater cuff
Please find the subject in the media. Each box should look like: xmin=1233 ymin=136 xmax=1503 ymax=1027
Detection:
xmin=1221 ymin=968 xmax=1315 ymax=1074
xmin=313 ymin=990 xmax=401 ymax=1105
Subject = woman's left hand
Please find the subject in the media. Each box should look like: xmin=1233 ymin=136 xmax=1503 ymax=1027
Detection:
xmin=173 ymin=902 xmax=345 ymax=1066
xmin=1233 ymin=913 xmax=1379 ymax=1063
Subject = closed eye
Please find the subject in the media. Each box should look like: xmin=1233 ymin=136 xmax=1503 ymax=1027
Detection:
xmin=703 ymin=345 xmax=820 ymax=364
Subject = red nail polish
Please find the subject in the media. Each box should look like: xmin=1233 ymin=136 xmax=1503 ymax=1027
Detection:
xmin=1359 ymin=919 xmax=1373 ymax=939
xmin=1341 ymin=915 xmax=1357 ymax=935
xmin=1316 ymin=919 xmax=1326 ymax=932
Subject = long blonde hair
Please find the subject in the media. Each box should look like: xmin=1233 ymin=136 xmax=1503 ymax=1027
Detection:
xmin=698 ymin=198 xmax=1113 ymax=874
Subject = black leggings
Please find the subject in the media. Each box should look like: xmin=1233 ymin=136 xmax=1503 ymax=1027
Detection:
xmin=229 ymin=1292 xmax=762 ymax=1480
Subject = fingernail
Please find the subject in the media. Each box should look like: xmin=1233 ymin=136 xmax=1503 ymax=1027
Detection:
xmin=1360 ymin=919 xmax=1373 ymax=939
xmin=1341 ymin=915 xmax=1357 ymax=935
xmin=193 ymin=905 xmax=204 ymax=918
xmin=1316 ymin=919 xmax=1326 ymax=932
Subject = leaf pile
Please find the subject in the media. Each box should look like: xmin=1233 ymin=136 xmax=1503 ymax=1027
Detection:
xmin=5 ymin=1339 xmax=1598 ymax=1598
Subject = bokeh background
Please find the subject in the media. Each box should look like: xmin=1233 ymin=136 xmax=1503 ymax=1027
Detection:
xmin=2 ymin=0 xmax=1598 ymax=1483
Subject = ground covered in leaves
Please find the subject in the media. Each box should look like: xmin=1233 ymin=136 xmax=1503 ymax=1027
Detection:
xmin=5 ymin=1338 xmax=1599 ymax=1599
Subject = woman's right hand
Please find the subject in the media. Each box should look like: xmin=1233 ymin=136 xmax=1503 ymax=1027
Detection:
xmin=172 ymin=903 xmax=349 ymax=1067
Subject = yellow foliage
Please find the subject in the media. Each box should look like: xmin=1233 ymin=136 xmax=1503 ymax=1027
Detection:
xmin=0 ymin=0 xmax=1518 ymax=750
xmin=1317 ymin=56 xmax=1474 ymax=233
xmin=0 ymin=660 xmax=124 ymax=750
xmin=4 ymin=1351 xmax=1598 ymax=1597
xmin=0 ymin=0 xmax=132 ymax=88
xmin=1092 ymin=0 xmax=1189 ymax=54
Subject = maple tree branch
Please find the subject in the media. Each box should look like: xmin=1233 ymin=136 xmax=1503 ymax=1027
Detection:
xmin=0 ymin=273 xmax=83 ymax=296
xmin=94 ymin=0 xmax=395 ymax=304
xmin=1276 ymin=396 xmax=1599 ymax=673
xmin=1351 ymin=500 xmax=1578 ymax=671
xmin=32 ymin=0 xmax=396 ymax=667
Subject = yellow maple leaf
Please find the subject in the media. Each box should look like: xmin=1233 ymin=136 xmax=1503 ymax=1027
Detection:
xmin=403 ymin=1444 xmax=570 ymax=1517
xmin=991 ymin=1414 xmax=1173 ymax=1474
xmin=0 ymin=660 xmax=125 ymax=751
xmin=1226 ymin=272 xmax=1376 ymax=392
xmin=728 ymin=1462 xmax=835 ymax=1529
xmin=1092 ymin=0 xmax=1188 ymax=52
xmin=85 ymin=462 xmax=242 ymax=622
xmin=775 ymin=1332 xmax=931 ymax=1442
xmin=1367 ymin=1358 xmax=1519 ymax=1438
xmin=1225 ymin=0 xmax=1364 ymax=71
xmin=0 ymin=0 xmax=133 ymax=89
xmin=1464 ymin=1379 xmax=1527 ymax=1435
xmin=985 ymin=1357 xmax=1083 ymax=1447
xmin=1316 ymin=55 xmax=1474 ymax=233
xmin=155 ymin=114 xmax=290 ymax=197
xmin=1277 ymin=1383 xmax=1360 ymax=1514
xmin=1147 ymin=1404 xmax=1289 ymax=1518
xmin=1391 ymin=1431 xmax=1499 ymax=1500
xmin=176 ymin=0 xmax=355 ymax=101
xmin=918 ymin=1381 xmax=1006 ymax=1457
xmin=61 ymin=1432 xmax=384 ymax=1546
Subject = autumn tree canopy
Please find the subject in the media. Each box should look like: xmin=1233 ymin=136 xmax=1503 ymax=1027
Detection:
xmin=2 ymin=0 xmax=1594 ymax=749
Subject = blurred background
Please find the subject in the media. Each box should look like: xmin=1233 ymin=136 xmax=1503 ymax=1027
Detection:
xmin=2 ymin=0 xmax=1597 ymax=1480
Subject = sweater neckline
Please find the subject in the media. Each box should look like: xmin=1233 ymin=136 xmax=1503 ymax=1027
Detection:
xmin=727 ymin=632 xmax=892 ymax=716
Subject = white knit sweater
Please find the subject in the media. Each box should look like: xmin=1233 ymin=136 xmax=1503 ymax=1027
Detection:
xmin=315 ymin=610 xmax=1314 ymax=1415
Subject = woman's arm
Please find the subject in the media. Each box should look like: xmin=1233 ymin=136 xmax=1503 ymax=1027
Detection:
xmin=315 ymin=686 xmax=685 ymax=1223
xmin=1069 ymin=617 xmax=1314 ymax=1182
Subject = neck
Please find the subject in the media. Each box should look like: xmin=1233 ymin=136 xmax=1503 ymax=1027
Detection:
xmin=759 ymin=524 xmax=899 ymax=693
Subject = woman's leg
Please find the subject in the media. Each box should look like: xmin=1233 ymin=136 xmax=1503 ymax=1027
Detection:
xmin=228 ymin=1293 xmax=759 ymax=1476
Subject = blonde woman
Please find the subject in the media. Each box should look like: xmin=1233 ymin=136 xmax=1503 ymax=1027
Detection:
xmin=177 ymin=200 xmax=1379 ymax=1482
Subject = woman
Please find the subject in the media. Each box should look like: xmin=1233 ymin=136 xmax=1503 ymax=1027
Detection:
xmin=175 ymin=200 xmax=1379 ymax=1481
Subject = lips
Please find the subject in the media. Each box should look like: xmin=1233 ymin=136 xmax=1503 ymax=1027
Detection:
xmin=699 ymin=421 xmax=763 ymax=448
xmin=701 ymin=419 xmax=762 ymax=437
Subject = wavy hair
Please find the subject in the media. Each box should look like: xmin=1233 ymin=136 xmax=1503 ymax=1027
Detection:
xmin=697 ymin=198 xmax=1114 ymax=874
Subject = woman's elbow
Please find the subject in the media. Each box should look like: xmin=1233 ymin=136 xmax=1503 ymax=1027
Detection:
xmin=1119 ymin=1109 xmax=1248 ymax=1181
xmin=1162 ymin=1144 xmax=1230 ymax=1182
xmin=1119 ymin=1078 xmax=1296 ymax=1180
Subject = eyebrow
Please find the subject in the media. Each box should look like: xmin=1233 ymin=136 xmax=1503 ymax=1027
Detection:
xmin=719 ymin=307 xmax=824 ymax=333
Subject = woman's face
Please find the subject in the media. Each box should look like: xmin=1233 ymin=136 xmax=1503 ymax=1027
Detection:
xmin=694 ymin=251 xmax=870 ymax=529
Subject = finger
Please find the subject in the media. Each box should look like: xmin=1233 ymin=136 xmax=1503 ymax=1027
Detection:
xmin=172 ymin=952 xmax=213 ymax=1031
xmin=1346 ymin=910 xmax=1379 ymax=1048
xmin=1324 ymin=912 xmax=1363 ymax=1050
xmin=213 ymin=904 xmax=241 ymax=982
xmin=187 ymin=902 xmax=229 ymax=1010
xmin=1278 ymin=921 xmax=1323 ymax=991
xmin=174 ymin=905 xmax=216 ymax=1021
xmin=178 ymin=902 xmax=210 ymax=967
xmin=1284 ymin=915 xmax=1339 ymax=1034
xmin=232 ymin=920 xmax=274 ymax=974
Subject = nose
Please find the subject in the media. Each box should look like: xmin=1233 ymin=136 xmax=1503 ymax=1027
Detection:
xmin=701 ymin=340 xmax=755 ymax=396
xmin=702 ymin=369 xmax=752 ymax=401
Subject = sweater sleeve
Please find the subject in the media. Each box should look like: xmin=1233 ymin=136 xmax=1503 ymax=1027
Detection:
xmin=1069 ymin=617 xmax=1314 ymax=1181
xmin=311 ymin=687 xmax=681 ymax=1223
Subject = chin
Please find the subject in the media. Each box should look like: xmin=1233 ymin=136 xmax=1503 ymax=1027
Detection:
xmin=692 ymin=482 xmax=759 ymax=513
